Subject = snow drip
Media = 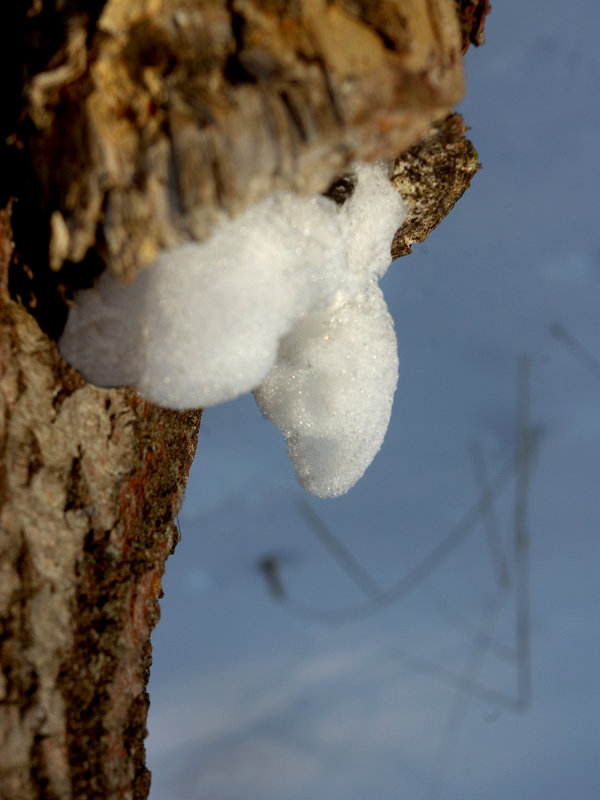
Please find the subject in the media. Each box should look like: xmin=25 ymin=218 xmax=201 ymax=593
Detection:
xmin=59 ymin=163 xmax=406 ymax=497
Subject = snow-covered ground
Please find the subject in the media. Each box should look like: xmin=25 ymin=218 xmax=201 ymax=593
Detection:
xmin=147 ymin=1 xmax=600 ymax=798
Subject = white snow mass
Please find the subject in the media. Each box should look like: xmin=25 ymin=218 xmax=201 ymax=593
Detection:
xmin=59 ymin=162 xmax=406 ymax=497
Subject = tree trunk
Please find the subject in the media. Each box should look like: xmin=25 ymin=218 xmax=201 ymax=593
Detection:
xmin=0 ymin=205 xmax=201 ymax=798
xmin=0 ymin=1 xmax=484 ymax=797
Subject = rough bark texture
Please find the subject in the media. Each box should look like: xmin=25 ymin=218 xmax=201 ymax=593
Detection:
xmin=1 ymin=205 xmax=202 ymax=799
xmin=0 ymin=2 xmax=485 ymax=798
xmin=8 ymin=0 xmax=466 ymax=338
xmin=391 ymin=112 xmax=480 ymax=258
xmin=454 ymin=0 xmax=491 ymax=52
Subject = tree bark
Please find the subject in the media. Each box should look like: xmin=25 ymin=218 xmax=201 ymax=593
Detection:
xmin=1 ymin=205 xmax=201 ymax=799
xmin=0 ymin=1 xmax=484 ymax=797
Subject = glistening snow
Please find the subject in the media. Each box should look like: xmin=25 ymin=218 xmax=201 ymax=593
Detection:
xmin=59 ymin=163 xmax=406 ymax=498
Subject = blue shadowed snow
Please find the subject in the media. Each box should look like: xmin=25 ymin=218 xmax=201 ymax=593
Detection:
xmin=147 ymin=1 xmax=600 ymax=798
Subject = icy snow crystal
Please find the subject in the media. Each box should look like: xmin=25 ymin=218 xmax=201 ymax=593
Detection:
xmin=59 ymin=163 xmax=406 ymax=497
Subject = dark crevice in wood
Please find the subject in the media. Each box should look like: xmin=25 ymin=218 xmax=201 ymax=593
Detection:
xmin=224 ymin=5 xmax=257 ymax=85
xmin=8 ymin=208 xmax=106 ymax=340
xmin=323 ymin=173 xmax=357 ymax=206
xmin=280 ymin=91 xmax=309 ymax=143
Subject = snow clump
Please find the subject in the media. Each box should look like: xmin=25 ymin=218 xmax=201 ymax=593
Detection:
xmin=59 ymin=163 xmax=406 ymax=497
